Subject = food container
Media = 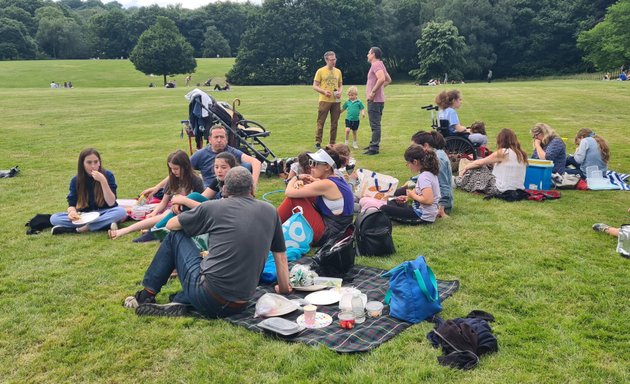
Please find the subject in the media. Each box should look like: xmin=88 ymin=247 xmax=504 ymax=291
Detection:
xmin=365 ymin=301 xmax=384 ymax=318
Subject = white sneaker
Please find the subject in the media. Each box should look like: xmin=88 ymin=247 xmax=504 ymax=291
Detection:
xmin=344 ymin=140 xmax=349 ymax=145
xmin=352 ymin=142 xmax=359 ymax=149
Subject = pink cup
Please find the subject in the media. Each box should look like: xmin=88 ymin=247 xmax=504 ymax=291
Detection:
xmin=303 ymin=305 xmax=317 ymax=326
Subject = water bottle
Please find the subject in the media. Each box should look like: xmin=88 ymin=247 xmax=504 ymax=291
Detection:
xmin=333 ymin=88 xmax=341 ymax=102
xmin=351 ymin=292 xmax=365 ymax=324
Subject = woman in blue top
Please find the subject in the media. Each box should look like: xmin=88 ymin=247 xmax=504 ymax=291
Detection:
xmin=530 ymin=123 xmax=567 ymax=174
xmin=50 ymin=148 xmax=127 ymax=235
xmin=435 ymin=90 xmax=467 ymax=136
xmin=278 ymin=147 xmax=354 ymax=246
xmin=565 ymin=128 xmax=610 ymax=178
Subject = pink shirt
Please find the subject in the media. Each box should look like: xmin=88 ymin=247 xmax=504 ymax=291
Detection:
xmin=366 ymin=60 xmax=388 ymax=103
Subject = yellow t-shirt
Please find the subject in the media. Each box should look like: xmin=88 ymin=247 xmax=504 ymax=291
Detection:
xmin=314 ymin=66 xmax=342 ymax=103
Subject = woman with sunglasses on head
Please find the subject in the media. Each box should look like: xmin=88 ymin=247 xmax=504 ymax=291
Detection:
xmin=277 ymin=148 xmax=354 ymax=246
xmin=530 ymin=123 xmax=566 ymax=174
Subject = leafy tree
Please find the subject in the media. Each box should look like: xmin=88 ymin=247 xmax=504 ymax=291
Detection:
xmin=1 ymin=5 xmax=37 ymax=35
xmin=129 ymin=16 xmax=196 ymax=85
xmin=409 ymin=20 xmax=467 ymax=82
xmin=577 ymin=0 xmax=630 ymax=71
xmin=202 ymin=2 xmax=258 ymax=56
xmin=0 ymin=0 xmax=45 ymax=15
xmin=378 ymin=0 xmax=423 ymax=74
xmin=0 ymin=17 xmax=36 ymax=59
xmin=176 ymin=9 xmax=209 ymax=57
xmin=228 ymin=0 xmax=378 ymax=85
xmin=88 ymin=8 xmax=131 ymax=58
xmin=35 ymin=6 xmax=91 ymax=58
xmin=202 ymin=25 xmax=231 ymax=58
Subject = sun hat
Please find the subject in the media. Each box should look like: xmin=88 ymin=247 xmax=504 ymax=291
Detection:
xmin=307 ymin=149 xmax=337 ymax=169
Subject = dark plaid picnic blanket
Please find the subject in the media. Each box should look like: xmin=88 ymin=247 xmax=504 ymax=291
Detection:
xmin=223 ymin=264 xmax=460 ymax=353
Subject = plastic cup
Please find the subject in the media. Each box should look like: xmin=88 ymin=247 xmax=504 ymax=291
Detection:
xmin=366 ymin=301 xmax=384 ymax=318
xmin=303 ymin=305 xmax=317 ymax=326
xmin=338 ymin=311 xmax=356 ymax=329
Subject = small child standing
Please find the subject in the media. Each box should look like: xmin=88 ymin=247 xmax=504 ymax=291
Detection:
xmin=341 ymin=86 xmax=366 ymax=149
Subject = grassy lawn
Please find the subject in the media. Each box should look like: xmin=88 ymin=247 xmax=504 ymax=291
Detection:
xmin=0 ymin=60 xmax=629 ymax=383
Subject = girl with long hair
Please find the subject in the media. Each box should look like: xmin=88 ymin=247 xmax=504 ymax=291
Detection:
xmin=50 ymin=148 xmax=127 ymax=235
xmin=459 ymin=128 xmax=528 ymax=193
xmin=108 ymin=150 xmax=204 ymax=240
xmin=530 ymin=123 xmax=566 ymax=174
xmin=277 ymin=147 xmax=354 ymax=245
xmin=411 ymin=130 xmax=453 ymax=217
xmin=435 ymin=89 xmax=467 ymax=135
xmin=566 ymin=128 xmax=610 ymax=178
xmin=380 ymin=145 xmax=441 ymax=224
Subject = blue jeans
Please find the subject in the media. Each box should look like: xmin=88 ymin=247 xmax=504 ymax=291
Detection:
xmin=141 ymin=231 xmax=245 ymax=318
xmin=367 ymin=101 xmax=384 ymax=151
xmin=565 ymin=156 xmax=585 ymax=178
xmin=50 ymin=206 xmax=127 ymax=231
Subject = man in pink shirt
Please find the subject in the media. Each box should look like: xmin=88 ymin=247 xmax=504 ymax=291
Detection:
xmin=364 ymin=47 xmax=392 ymax=155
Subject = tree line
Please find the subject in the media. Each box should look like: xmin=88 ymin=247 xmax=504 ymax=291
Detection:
xmin=1 ymin=0 xmax=626 ymax=84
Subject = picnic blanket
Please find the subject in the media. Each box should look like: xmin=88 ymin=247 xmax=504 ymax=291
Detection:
xmin=224 ymin=263 xmax=460 ymax=353
xmin=606 ymin=170 xmax=630 ymax=191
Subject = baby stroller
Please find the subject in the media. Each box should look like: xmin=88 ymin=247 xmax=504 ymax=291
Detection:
xmin=182 ymin=88 xmax=280 ymax=175
xmin=421 ymin=104 xmax=484 ymax=173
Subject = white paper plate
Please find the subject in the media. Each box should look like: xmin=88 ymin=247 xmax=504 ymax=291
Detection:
xmin=304 ymin=289 xmax=341 ymax=306
xmin=296 ymin=312 xmax=333 ymax=329
xmin=71 ymin=211 xmax=100 ymax=225
xmin=293 ymin=284 xmax=327 ymax=292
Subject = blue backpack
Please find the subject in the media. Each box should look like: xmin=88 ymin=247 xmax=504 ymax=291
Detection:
xmin=382 ymin=256 xmax=442 ymax=323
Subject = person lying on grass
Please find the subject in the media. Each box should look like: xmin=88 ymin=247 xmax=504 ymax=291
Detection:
xmin=50 ymin=148 xmax=127 ymax=235
xmin=108 ymin=150 xmax=204 ymax=241
xmin=124 ymin=166 xmax=292 ymax=318
xmin=592 ymin=209 xmax=630 ymax=238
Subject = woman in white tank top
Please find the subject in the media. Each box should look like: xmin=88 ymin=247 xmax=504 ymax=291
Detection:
xmin=459 ymin=128 xmax=528 ymax=193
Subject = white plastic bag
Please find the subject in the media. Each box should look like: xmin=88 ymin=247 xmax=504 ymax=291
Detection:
xmin=254 ymin=293 xmax=299 ymax=318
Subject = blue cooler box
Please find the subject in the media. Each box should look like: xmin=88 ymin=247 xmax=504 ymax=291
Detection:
xmin=524 ymin=159 xmax=553 ymax=190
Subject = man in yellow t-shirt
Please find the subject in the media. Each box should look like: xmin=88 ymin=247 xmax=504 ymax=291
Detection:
xmin=313 ymin=51 xmax=343 ymax=147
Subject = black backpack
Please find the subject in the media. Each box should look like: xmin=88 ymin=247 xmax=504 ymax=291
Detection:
xmin=354 ymin=208 xmax=396 ymax=256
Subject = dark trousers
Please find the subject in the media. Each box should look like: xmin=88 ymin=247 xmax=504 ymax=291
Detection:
xmin=367 ymin=101 xmax=384 ymax=151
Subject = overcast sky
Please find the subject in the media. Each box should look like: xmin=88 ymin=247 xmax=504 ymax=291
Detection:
xmin=108 ymin=0 xmax=261 ymax=9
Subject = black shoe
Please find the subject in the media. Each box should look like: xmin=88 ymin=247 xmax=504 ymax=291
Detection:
xmin=132 ymin=231 xmax=157 ymax=243
xmin=363 ymin=146 xmax=371 ymax=150
xmin=123 ymin=289 xmax=156 ymax=309
xmin=363 ymin=150 xmax=379 ymax=155
xmin=136 ymin=303 xmax=194 ymax=317
xmin=315 ymin=143 xmax=321 ymax=149
xmin=51 ymin=225 xmax=77 ymax=235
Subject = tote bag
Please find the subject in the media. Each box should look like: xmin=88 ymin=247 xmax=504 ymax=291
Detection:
xmin=260 ymin=207 xmax=314 ymax=283
xmin=382 ymin=256 xmax=442 ymax=323
xmin=355 ymin=168 xmax=399 ymax=200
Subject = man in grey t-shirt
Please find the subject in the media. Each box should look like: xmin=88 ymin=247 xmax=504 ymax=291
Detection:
xmin=125 ymin=167 xmax=292 ymax=318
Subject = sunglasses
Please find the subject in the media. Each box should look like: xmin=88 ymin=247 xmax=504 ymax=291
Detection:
xmin=308 ymin=159 xmax=328 ymax=167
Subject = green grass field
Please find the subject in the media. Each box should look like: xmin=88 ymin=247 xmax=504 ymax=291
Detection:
xmin=0 ymin=59 xmax=629 ymax=383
